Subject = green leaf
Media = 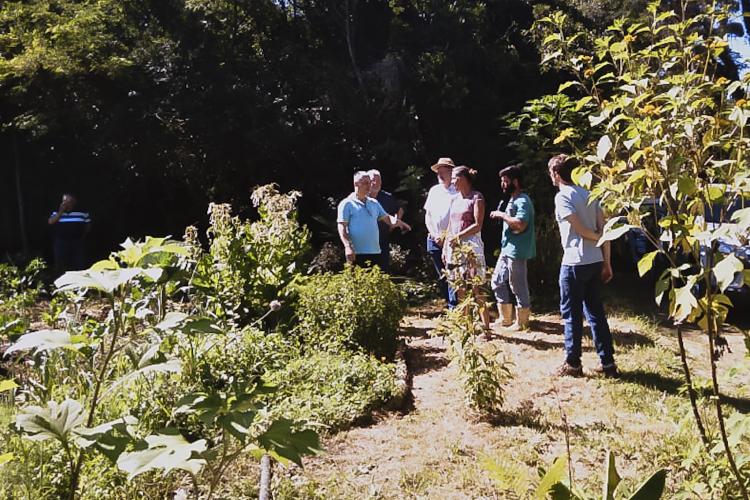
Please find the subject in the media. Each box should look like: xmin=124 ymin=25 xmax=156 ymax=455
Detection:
xmin=637 ymin=251 xmax=659 ymax=277
xmin=76 ymin=415 xmax=138 ymax=462
xmin=0 ymin=453 xmax=14 ymax=468
xmin=676 ymin=177 xmax=697 ymax=197
xmin=558 ymin=81 xmax=581 ymax=93
xmin=0 ymin=379 xmax=18 ymax=392
xmin=16 ymin=399 xmax=85 ymax=444
xmin=598 ymin=218 xmax=634 ymax=246
xmin=714 ymin=254 xmax=744 ymax=292
xmin=116 ymin=431 xmax=206 ymax=479
xmin=154 ymin=312 xmax=188 ymax=330
xmin=602 ymin=451 xmax=621 ymax=500
xmin=54 ymin=268 xmax=142 ymax=294
xmin=731 ymin=207 xmax=750 ymax=230
xmin=534 ymin=456 xmax=568 ymax=499
xmin=672 ymin=284 xmax=698 ymax=323
xmin=597 ymin=135 xmax=613 ymax=161
xmin=575 ymin=96 xmax=593 ymax=111
xmin=706 ymin=186 xmax=725 ymax=204
xmin=628 ymin=469 xmax=666 ymax=499
xmin=257 ymin=418 xmax=322 ymax=467
xmin=4 ymin=329 xmax=80 ymax=356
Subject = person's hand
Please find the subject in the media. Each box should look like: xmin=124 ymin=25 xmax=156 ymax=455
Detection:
xmin=434 ymin=235 xmax=444 ymax=247
xmin=399 ymin=221 xmax=412 ymax=233
xmin=601 ymin=262 xmax=613 ymax=284
xmin=344 ymin=245 xmax=355 ymax=263
xmin=489 ymin=210 xmax=503 ymax=220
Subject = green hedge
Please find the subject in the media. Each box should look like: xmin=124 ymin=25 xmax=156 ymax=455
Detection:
xmin=294 ymin=266 xmax=405 ymax=359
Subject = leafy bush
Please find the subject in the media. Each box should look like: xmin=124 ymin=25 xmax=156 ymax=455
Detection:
xmin=0 ymin=258 xmax=46 ymax=338
xmin=188 ymin=184 xmax=311 ymax=326
xmin=294 ymin=266 xmax=405 ymax=359
xmin=267 ymin=351 xmax=399 ymax=432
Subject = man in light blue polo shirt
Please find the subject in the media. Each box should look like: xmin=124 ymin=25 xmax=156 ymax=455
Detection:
xmin=337 ymin=171 xmax=411 ymax=268
xmin=548 ymin=154 xmax=617 ymax=378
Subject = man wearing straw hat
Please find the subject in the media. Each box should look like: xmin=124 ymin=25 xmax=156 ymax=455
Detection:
xmin=423 ymin=157 xmax=458 ymax=308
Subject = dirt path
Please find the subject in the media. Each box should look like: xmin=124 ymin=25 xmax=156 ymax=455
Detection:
xmin=282 ymin=305 xmax=750 ymax=499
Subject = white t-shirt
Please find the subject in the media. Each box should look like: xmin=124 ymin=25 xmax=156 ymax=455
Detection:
xmin=554 ymin=184 xmax=603 ymax=266
xmin=423 ymin=183 xmax=457 ymax=237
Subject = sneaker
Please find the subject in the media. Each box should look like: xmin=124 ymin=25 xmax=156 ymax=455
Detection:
xmin=556 ymin=362 xmax=583 ymax=377
xmin=593 ymin=364 xmax=619 ymax=378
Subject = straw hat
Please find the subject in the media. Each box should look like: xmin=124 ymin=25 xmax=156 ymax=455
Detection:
xmin=431 ymin=157 xmax=456 ymax=172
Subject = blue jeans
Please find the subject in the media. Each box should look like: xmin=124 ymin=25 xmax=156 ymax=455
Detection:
xmin=559 ymin=262 xmax=615 ymax=367
xmin=491 ymin=255 xmax=530 ymax=308
xmin=427 ymin=236 xmax=457 ymax=309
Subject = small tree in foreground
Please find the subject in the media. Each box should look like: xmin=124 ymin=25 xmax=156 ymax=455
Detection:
xmin=523 ymin=1 xmax=750 ymax=496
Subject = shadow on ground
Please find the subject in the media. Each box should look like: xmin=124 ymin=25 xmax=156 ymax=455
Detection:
xmin=619 ymin=369 xmax=750 ymax=412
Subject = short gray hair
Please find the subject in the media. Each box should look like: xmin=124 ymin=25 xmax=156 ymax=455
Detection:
xmin=367 ymin=169 xmax=381 ymax=178
xmin=353 ymin=171 xmax=370 ymax=182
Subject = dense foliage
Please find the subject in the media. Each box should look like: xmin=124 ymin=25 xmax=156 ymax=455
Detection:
xmin=294 ymin=265 xmax=405 ymax=359
xmin=0 ymin=186 xmax=406 ymax=498
xmin=513 ymin=1 xmax=750 ymax=495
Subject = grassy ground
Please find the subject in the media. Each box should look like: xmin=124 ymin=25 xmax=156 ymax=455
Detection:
xmin=268 ymin=274 xmax=750 ymax=499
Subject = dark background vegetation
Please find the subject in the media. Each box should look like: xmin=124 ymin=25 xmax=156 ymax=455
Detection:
xmin=1 ymin=0 xmax=746 ymax=278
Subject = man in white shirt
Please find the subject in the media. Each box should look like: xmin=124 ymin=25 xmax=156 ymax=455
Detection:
xmin=548 ymin=154 xmax=617 ymax=378
xmin=424 ymin=157 xmax=458 ymax=308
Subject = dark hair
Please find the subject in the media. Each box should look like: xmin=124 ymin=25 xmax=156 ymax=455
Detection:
xmin=548 ymin=154 xmax=578 ymax=184
xmin=498 ymin=164 xmax=523 ymax=187
xmin=453 ymin=166 xmax=477 ymax=185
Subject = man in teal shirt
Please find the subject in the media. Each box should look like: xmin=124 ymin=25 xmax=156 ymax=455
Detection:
xmin=490 ymin=165 xmax=536 ymax=330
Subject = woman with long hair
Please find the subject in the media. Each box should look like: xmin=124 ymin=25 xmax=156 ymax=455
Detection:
xmin=442 ymin=166 xmax=491 ymax=332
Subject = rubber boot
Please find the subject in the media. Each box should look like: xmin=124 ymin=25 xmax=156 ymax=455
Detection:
xmin=508 ymin=307 xmax=531 ymax=331
xmin=499 ymin=303 xmax=515 ymax=327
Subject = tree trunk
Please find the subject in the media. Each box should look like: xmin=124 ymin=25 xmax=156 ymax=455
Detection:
xmin=259 ymin=454 xmax=272 ymax=500
xmin=12 ymin=134 xmax=29 ymax=257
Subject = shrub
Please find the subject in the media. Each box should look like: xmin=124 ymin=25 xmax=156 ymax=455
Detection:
xmin=294 ymin=266 xmax=405 ymax=359
xmin=267 ymin=351 xmax=399 ymax=432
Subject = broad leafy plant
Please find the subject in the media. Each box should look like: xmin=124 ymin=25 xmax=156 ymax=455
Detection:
xmin=2 ymin=237 xmax=320 ymax=499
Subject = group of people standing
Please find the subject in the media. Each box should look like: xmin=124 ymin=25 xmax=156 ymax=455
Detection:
xmin=337 ymin=154 xmax=618 ymax=378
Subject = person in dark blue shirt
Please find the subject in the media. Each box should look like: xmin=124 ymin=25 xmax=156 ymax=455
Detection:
xmin=48 ymin=193 xmax=91 ymax=275
xmin=368 ymin=169 xmax=406 ymax=273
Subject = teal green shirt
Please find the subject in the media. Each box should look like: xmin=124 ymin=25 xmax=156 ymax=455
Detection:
xmin=501 ymin=193 xmax=536 ymax=260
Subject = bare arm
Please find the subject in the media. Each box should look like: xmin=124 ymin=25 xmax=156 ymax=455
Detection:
xmin=337 ymin=222 xmax=355 ymax=263
xmin=379 ymin=213 xmax=411 ymax=232
xmin=490 ymin=210 xmax=528 ymax=233
xmin=564 ymin=213 xmax=600 ymax=242
xmin=597 ymin=208 xmax=613 ymax=283
xmin=457 ymin=195 xmax=485 ymax=240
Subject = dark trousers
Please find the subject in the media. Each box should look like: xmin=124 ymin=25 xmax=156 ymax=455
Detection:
xmin=427 ymin=236 xmax=457 ymax=309
xmin=559 ymin=262 xmax=615 ymax=367
xmin=53 ymin=238 xmax=86 ymax=276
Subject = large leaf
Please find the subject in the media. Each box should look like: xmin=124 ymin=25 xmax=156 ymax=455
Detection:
xmin=597 ymin=135 xmax=613 ymax=161
xmin=55 ymin=268 xmax=142 ymax=293
xmin=154 ymin=312 xmax=188 ymax=331
xmin=637 ymin=251 xmax=659 ymax=278
xmin=0 ymin=379 xmax=18 ymax=392
xmin=672 ymin=283 xmax=698 ymax=323
xmin=731 ymin=207 xmax=750 ymax=230
xmin=534 ymin=456 xmax=569 ymax=499
xmin=76 ymin=415 xmax=137 ymax=462
xmin=116 ymin=431 xmax=206 ymax=479
xmin=598 ymin=218 xmax=634 ymax=246
xmin=602 ymin=451 xmax=621 ymax=500
xmin=257 ymin=418 xmax=322 ymax=467
xmin=103 ymin=357 xmax=181 ymax=398
xmin=4 ymin=329 xmax=80 ymax=356
xmin=628 ymin=469 xmax=666 ymax=499
xmin=713 ymin=254 xmax=744 ymax=292
xmin=16 ymin=399 xmax=85 ymax=444
xmin=0 ymin=453 xmax=14 ymax=468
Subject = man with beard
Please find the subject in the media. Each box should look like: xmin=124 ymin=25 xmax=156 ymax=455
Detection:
xmin=490 ymin=165 xmax=536 ymax=330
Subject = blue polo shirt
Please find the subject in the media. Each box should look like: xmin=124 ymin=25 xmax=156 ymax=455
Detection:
xmin=337 ymin=193 xmax=388 ymax=254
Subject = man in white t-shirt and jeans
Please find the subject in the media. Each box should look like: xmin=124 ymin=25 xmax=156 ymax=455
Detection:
xmin=424 ymin=157 xmax=458 ymax=309
xmin=548 ymin=154 xmax=617 ymax=378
